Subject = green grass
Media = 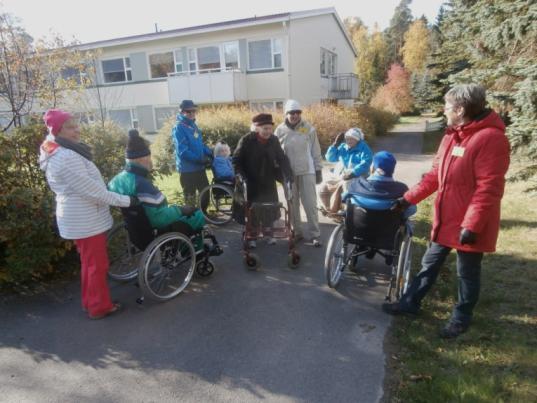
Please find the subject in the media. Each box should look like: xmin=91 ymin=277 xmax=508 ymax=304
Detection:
xmin=384 ymin=177 xmax=537 ymax=402
xmin=154 ymin=170 xmax=214 ymax=206
xmin=398 ymin=116 xmax=423 ymax=124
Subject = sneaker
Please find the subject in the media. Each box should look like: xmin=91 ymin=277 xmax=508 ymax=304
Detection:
xmin=310 ymin=238 xmax=322 ymax=248
xmin=439 ymin=322 xmax=468 ymax=339
xmin=267 ymin=237 xmax=276 ymax=245
xmin=381 ymin=302 xmax=418 ymax=317
xmin=248 ymin=240 xmax=257 ymax=249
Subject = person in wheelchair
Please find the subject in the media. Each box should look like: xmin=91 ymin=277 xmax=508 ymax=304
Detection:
xmin=108 ymin=130 xmax=206 ymax=243
xmin=212 ymin=141 xmax=235 ymax=184
xmin=343 ymin=151 xmax=417 ymax=219
xmin=342 ymin=151 xmax=416 ymax=264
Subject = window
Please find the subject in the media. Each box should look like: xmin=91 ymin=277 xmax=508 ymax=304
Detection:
xmin=320 ymin=48 xmax=337 ymax=76
xmin=155 ymin=106 xmax=177 ymax=129
xmin=61 ymin=67 xmax=84 ymax=84
xmin=109 ymin=109 xmax=134 ymax=129
xmin=188 ymin=48 xmax=197 ymax=73
xmin=223 ymin=42 xmax=239 ymax=70
xmin=149 ymin=52 xmax=174 ymax=78
xmin=102 ymin=57 xmax=132 ymax=83
xmin=248 ymin=39 xmax=282 ymax=70
xmin=197 ymin=46 xmax=221 ymax=72
xmin=174 ymin=50 xmax=184 ymax=73
xmin=131 ymin=109 xmax=139 ymax=129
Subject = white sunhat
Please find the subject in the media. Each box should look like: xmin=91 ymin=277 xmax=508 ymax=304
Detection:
xmin=344 ymin=128 xmax=364 ymax=142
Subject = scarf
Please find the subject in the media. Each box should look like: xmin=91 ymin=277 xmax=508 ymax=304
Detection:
xmin=55 ymin=136 xmax=93 ymax=161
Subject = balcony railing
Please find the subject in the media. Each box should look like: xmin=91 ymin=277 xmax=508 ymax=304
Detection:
xmin=321 ymin=73 xmax=359 ymax=100
xmin=167 ymin=69 xmax=247 ymax=104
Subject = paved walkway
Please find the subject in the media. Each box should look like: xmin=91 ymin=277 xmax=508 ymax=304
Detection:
xmin=0 ymin=121 xmax=434 ymax=403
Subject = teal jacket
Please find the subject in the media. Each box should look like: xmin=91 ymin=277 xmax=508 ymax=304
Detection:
xmin=325 ymin=140 xmax=373 ymax=178
xmin=108 ymin=162 xmax=205 ymax=231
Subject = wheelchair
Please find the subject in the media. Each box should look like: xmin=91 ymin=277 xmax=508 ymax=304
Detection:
xmin=107 ymin=205 xmax=222 ymax=303
xmin=324 ymin=201 xmax=413 ymax=302
xmin=198 ymin=174 xmax=235 ymax=225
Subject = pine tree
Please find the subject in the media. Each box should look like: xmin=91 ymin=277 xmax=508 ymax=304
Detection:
xmin=385 ymin=0 xmax=413 ymax=64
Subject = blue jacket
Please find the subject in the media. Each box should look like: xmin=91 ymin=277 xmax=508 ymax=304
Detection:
xmin=172 ymin=114 xmax=212 ymax=173
xmin=325 ymin=141 xmax=373 ymax=178
xmin=212 ymin=156 xmax=234 ymax=180
xmin=343 ymin=174 xmax=417 ymax=218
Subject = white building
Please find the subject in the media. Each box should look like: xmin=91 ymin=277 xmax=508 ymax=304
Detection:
xmin=70 ymin=7 xmax=358 ymax=133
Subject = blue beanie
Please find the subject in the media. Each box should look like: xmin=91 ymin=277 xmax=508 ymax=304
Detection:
xmin=126 ymin=129 xmax=150 ymax=159
xmin=373 ymin=151 xmax=396 ymax=177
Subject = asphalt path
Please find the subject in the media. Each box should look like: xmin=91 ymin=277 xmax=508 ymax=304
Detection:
xmin=0 ymin=122 xmax=433 ymax=403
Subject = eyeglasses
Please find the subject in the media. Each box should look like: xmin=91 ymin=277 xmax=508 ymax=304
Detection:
xmin=444 ymin=105 xmax=455 ymax=111
xmin=183 ymin=110 xmax=196 ymax=114
xmin=288 ymin=110 xmax=302 ymax=115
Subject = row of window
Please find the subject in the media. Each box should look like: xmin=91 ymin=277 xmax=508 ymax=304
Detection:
xmin=102 ymin=38 xmax=283 ymax=84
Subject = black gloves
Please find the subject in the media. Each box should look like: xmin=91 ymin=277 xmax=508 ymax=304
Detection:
xmin=459 ymin=228 xmax=477 ymax=245
xmin=333 ymin=132 xmax=345 ymax=147
xmin=315 ymin=170 xmax=323 ymax=185
xmin=180 ymin=206 xmax=198 ymax=217
xmin=203 ymin=154 xmax=213 ymax=168
xmin=391 ymin=197 xmax=411 ymax=213
xmin=129 ymin=196 xmax=140 ymax=207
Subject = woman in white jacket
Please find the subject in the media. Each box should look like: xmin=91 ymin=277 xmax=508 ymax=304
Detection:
xmin=40 ymin=109 xmax=134 ymax=319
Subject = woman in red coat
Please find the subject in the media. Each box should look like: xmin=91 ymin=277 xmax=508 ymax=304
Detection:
xmin=383 ymin=84 xmax=510 ymax=338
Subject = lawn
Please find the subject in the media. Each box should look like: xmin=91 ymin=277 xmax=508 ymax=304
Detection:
xmin=383 ymin=175 xmax=537 ymax=402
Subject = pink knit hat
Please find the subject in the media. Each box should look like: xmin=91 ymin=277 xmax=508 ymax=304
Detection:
xmin=43 ymin=109 xmax=73 ymax=136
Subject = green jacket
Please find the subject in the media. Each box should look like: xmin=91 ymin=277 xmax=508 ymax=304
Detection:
xmin=108 ymin=162 xmax=205 ymax=231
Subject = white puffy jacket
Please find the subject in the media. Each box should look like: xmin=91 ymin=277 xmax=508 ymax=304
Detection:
xmin=275 ymin=120 xmax=322 ymax=176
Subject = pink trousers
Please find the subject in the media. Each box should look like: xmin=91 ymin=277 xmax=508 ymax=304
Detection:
xmin=75 ymin=232 xmax=114 ymax=317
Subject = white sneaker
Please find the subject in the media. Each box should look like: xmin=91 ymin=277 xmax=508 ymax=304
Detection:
xmin=267 ymin=237 xmax=276 ymax=245
xmin=248 ymin=240 xmax=257 ymax=249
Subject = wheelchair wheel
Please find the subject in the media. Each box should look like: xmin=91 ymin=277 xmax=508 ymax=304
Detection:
xmin=393 ymin=234 xmax=413 ymax=301
xmin=138 ymin=232 xmax=196 ymax=302
xmin=324 ymin=224 xmax=348 ymax=288
xmin=244 ymin=253 xmax=260 ymax=270
xmin=199 ymin=184 xmax=234 ymax=225
xmin=107 ymin=223 xmax=141 ymax=281
xmin=195 ymin=260 xmax=215 ymax=277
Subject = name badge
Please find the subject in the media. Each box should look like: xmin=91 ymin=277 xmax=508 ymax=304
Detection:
xmin=452 ymin=146 xmax=465 ymax=157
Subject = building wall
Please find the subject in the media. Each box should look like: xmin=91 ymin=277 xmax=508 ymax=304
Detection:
xmin=288 ymin=14 xmax=355 ymax=105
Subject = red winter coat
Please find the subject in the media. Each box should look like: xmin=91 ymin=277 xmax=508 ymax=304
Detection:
xmin=404 ymin=110 xmax=510 ymax=252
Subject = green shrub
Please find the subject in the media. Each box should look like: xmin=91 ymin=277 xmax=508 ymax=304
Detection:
xmin=80 ymin=121 xmax=128 ymax=182
xmin=0 ymin=120 xmax=70 ymax=286
xmin=151 ymin=104 xmax=397 ymax=175
xmin=0 ymin=119 xmax=128 ymax=288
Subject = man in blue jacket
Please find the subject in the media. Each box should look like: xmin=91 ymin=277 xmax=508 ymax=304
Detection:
xmin=319 ymin=127 xmax=373 ymax=214
xmin=171 ymin=99 xmax=213 ymax=206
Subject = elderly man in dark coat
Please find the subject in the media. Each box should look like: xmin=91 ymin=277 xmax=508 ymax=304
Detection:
xmin=233 ymin=113 xmax=292 ymax=248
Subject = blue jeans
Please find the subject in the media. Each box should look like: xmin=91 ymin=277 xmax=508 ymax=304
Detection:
xmin=400 ymin=242 xmax=483 ymax=327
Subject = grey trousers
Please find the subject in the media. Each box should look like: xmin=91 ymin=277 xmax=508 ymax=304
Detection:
xmin=290 ymin=173 xmax=320 ymax=239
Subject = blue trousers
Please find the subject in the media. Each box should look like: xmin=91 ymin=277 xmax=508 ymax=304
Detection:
xmin=400 ymin=242 xmax=483 ymax=326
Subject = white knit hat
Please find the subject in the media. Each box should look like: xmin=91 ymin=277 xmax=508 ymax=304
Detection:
xmin=284 ymin=99 xmax=302 ymax=114
xmin=344 ymin=128 xmax=364 ymax=142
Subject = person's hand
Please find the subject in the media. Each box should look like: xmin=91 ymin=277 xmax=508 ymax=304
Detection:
xmin=459 ymin=228 xmax=477 ymax=245
xmin=391 ymin=197 xmax=411 ymax=213
xmin=315 ymin=170 xmax=323 ymax=185
xmin=203 ymin=155 xmax=213 ymax=168
xmin=342 ymin=171 xmax=354 ymax=181
xmin=180 ymin=206 xmax=198 ymax=217
xmin=129 ymin=196 xmax=140 ymax=207
xmin=333 ymin=132 xmax=345 ymax=147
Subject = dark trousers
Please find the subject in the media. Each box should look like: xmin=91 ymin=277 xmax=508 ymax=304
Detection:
xmin=180 ymin=170 xmax=209 ymax=209
xmin=400 ymin=242 xmax=483 ymax=327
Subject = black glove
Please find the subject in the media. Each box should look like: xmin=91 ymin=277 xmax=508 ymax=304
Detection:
xmin=390 ymin=197 xmax=411 ymax=213
xmin=129 ymin=196 xmax=140 ymax=207
xmin=459 ymin=228 xmax=477 ymax=245
xmin=180 ymin=206 xmax=198 ymax=217
xmin=315 ymin=170 xmax=323 ymax=185
xmin=203 ymin=155 xmax=213 ymax=168
xmin=333 ymin=132 xmax=345 ymax=147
